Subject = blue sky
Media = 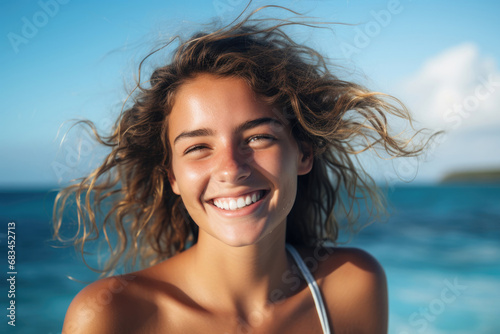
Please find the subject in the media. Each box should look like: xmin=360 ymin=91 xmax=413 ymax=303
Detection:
xmin=2 ymin=0 xmax=500 ymax=188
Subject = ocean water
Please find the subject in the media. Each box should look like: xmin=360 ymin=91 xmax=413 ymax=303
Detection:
xmin=0 ymin=185 xmax=499 ymax=333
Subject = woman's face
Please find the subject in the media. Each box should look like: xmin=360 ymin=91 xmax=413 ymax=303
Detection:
xmin=167 ymin=74 xmax=313 ymax=247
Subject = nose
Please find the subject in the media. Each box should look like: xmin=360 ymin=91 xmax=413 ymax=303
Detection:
xmin=213 ymin=145 xmax=252 ymax=183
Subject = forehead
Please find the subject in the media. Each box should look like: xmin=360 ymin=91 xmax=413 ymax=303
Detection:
xmin=168 ymin=74 xmax=285 ymax=139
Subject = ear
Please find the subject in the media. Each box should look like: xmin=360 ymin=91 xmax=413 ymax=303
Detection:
xmin=297 ymin=141 xmax=314 ymax=176
xmin=167 ymin=170 xmax=181 ymax=195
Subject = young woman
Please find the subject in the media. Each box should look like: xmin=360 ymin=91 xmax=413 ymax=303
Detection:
xmin=54 ymin=7 xmax=424 ymax=334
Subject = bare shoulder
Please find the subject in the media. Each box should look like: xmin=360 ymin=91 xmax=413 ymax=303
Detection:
xmin=300 ymin=246 xmax=388 ymax=334
xmin=319 ymin=246 xmax=386 ymax=280
xmin=61 ymin=273 xmax=156 ymax=334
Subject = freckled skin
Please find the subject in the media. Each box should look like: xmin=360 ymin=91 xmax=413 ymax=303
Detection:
xmin=62 ymin=74 xmax=388 ymax=334
xmin=167 ymin=74 xmax=312 ymax=247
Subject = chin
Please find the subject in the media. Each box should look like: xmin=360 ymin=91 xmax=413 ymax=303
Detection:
xmin=209 ymin=220 xmax=281 ymax=248
xmin=216 ymin=230 xmax=266 ymax=248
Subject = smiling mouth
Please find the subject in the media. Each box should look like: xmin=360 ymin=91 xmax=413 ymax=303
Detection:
xmin=211 ymin=190 xmax=267 ymax=211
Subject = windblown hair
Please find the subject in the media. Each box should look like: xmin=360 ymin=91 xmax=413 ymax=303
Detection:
xmin=53 ymin=7 xmax=426 ymax=275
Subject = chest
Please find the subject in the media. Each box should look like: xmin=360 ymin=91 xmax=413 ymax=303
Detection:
xmin=151 ymin=287 xmax=327 ymax=334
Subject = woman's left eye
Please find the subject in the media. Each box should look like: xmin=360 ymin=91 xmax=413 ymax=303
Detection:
xmin=246 ymin=135 xmax=276 ymax=145
xmin=184 ymin=145 xmax=207 ymax=155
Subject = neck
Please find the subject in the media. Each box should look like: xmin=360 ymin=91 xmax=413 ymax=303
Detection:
xmin=187 ymin=225 xmax=292 ymax=315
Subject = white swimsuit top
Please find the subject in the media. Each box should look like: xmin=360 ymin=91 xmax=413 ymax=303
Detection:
xmin=286 ymin=244 xmax=331 ymax=334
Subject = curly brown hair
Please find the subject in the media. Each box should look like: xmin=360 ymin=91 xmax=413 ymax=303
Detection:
xmin=53 ymin=6 xmax=427 ymax=275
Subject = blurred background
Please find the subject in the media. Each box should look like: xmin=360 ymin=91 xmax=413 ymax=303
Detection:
xmin=1 ymin=0 xmax=499 ymax=333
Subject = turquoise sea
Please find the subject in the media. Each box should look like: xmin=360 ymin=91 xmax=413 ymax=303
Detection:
xmin=0 ymin=185 xmax=499 ymax=333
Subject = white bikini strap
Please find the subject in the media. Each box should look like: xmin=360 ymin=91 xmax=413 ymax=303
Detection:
xmin=286 ymin=244 xmax=330 ymax=334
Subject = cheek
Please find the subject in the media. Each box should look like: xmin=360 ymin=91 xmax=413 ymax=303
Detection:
xmin=278 ymin=163 xmax=299 ymax=211
xmin=258 ymin=146 xmax=299 ymax=204
xmin=172 ymin=161 xmax=210 ymax=203
xmin=278 ymin=143 xmax=301 ymax=200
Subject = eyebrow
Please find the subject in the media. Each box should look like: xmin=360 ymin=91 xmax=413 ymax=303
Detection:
xmin=173 ymin=117 xmax=283 ymax=145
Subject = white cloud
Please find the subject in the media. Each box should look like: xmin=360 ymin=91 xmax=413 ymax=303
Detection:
xmin=400 ymin=42 xmax=500 ymax=130
xmin=393 ymin=43 xmax=500 ymax=181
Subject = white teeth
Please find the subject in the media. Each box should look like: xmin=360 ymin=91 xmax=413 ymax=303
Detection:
xmin=213 ymin=191 xmax=264 ymax=211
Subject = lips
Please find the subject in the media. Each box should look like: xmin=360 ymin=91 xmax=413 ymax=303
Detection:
xmin=211 ymin=190 xmax=266 ymax=211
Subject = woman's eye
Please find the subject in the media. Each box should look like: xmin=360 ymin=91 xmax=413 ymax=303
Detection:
xmin=247 ymin=135 xmax=276 ymax=145
xmin=184 ymin=145 xmax=207 ymax=155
